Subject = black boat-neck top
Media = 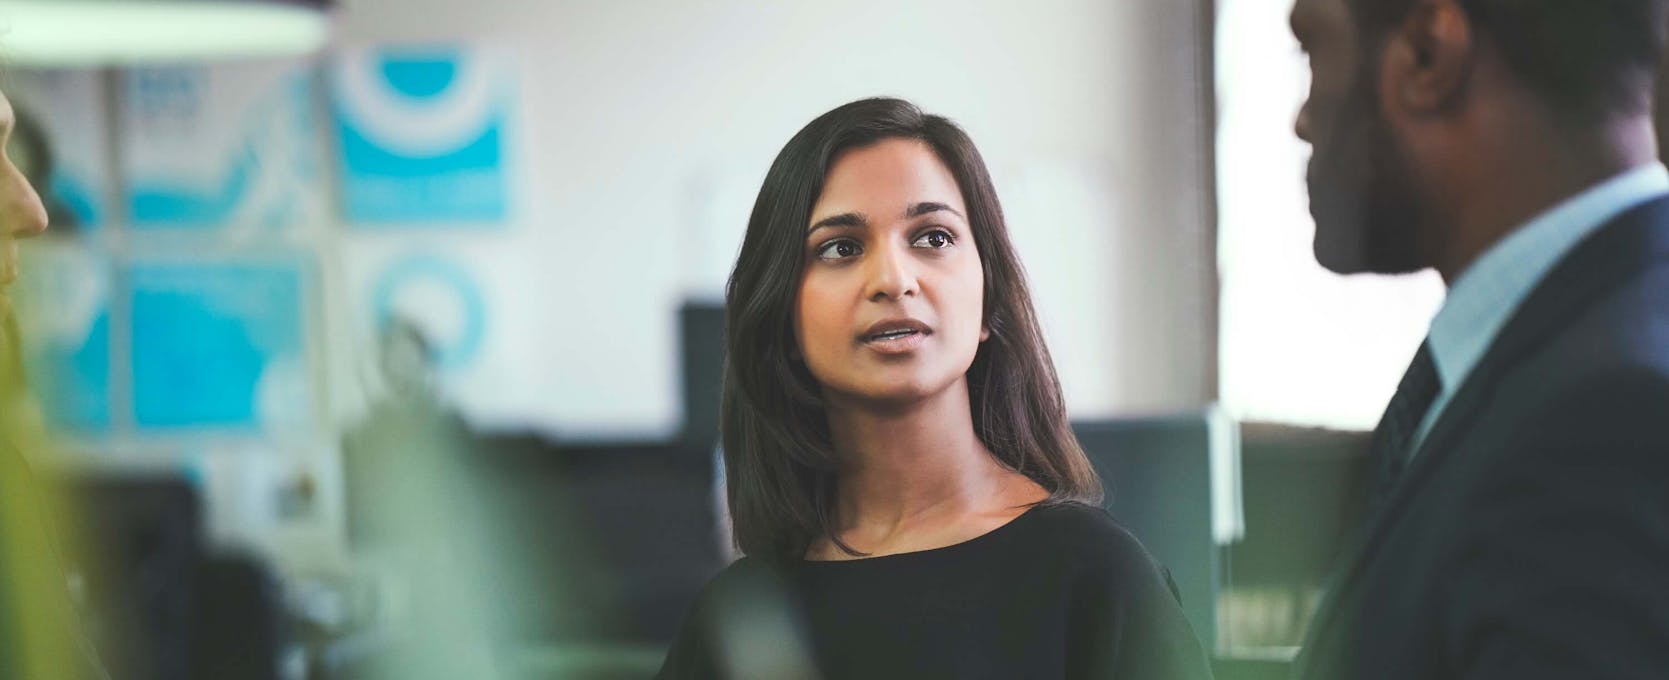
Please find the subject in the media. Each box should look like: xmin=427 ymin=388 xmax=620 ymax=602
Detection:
xmin=657 ymin=501 xmax=1214 ymax=679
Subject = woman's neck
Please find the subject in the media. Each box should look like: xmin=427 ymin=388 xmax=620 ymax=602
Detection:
xmin=822 ymin=378 xmax=1037 ymax=544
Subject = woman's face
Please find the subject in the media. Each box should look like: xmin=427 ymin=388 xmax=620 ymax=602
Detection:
xmin=795 ymin=138 xmax=986 ymax=407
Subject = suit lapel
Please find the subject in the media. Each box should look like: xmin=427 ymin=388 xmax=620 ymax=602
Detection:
xmin=1295 ymin=197 xmax=1669 ymax=676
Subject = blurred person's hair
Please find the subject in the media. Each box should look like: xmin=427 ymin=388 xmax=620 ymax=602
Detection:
xmin=1349 ymin=0 xmax=1669 ymax=123
xmin=1 ymin=243 xmax=31 ymax=437
xmin=8 ymin=101 xmax=74 ymax=230
xmin=8 ymin=100 xmax=53 ymax=181
xmin=720 ymin=97 xmax=1101 ymax=560
xmin=2 ymin=313 xmax=22 ymax=403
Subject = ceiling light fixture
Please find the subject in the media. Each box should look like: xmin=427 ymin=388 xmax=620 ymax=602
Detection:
xmin=2 ymin=0 xmax=334 ymax=66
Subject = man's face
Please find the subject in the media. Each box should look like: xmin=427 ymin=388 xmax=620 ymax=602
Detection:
xmin=1293 ymin=0 xmax=1428 ymax=274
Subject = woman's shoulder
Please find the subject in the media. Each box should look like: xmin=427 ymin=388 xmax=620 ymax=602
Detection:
xmin=1023 ymin=501 xmax=1171 ymax=579
xmin=685 ymin=554 xmax=798 ymax=615
xmin=661 ymin=555 xmax=815 ymax=678
xmin=1027 ymin=504 xmax=1211 ymax=678
xmin=1024 ymin=500 xmax=1144 ymax=547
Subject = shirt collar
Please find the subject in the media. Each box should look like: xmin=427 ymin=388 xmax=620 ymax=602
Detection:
xmin=1426 ymin=162 xmax=1669 ymax=395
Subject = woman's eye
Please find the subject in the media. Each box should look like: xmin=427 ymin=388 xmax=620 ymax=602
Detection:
xmin=913 ymin=230 xmax=955 ymax=249
xmin=816 ymin=239 xmax=862 ymax=261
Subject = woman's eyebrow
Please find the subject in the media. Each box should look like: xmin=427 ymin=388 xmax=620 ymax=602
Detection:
xmin=809 ymin=202 xmax=962 ymax=235
xmin=906 ymin=202 xmax=962 ymax=219
xmin=809 ymin=212 xmax=866 ymax=235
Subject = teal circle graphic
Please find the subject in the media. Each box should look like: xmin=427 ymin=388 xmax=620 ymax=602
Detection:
xmin=371 ymin=255 xmax=486 ymax=369
xmin=380 ymin=54 xmax=460 ymax=100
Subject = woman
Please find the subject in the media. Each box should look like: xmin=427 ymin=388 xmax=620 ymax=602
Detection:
xmin=659 ymin=98 xmax=1212 ymax=679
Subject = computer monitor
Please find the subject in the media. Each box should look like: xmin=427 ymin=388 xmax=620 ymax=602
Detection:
xmin=70 ymin=474 xmax=202 ymax=680
xmin=1073 ymin=410 xmax=1243 ymax=652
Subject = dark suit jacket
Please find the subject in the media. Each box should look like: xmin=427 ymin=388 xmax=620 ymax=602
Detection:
xmin=1294 ymin=196 xmax=1669 ymax=679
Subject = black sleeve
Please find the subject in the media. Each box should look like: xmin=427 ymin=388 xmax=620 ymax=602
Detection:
xmin=1438 ymin=372 xmax=1669 ymax=679
xmin=656 ymin=595 xmax=719 ymax=680
xmin=1064 ymin=525 xmax=1215 ymax=680
xmin=656 ymin=559 xmax=817 ymax=680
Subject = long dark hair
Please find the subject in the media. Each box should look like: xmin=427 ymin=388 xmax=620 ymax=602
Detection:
xmin=721 ymin=97 xmax=1102 ymax=560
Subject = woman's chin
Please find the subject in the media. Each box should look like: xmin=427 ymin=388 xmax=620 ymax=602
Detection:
xmin=829 ymin=374 xmax=966 ymax=409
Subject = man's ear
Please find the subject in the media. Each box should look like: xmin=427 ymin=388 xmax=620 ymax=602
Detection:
xmin=1654 ymin=36 xmax=1669 ymax=161
xmin=1381 ymin=0 xmax=1474 ymax=117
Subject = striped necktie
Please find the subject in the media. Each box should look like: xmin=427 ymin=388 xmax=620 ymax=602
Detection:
xmin=1370 ymin=342 xmax=1440 ymax=508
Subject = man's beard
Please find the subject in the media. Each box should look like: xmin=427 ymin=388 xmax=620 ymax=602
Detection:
xmin=1306 ymin=79 xmax=1430 ymax=275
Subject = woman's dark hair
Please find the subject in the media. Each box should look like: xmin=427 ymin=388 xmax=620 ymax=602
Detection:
xmin=721 ymin=97 xmax=1102 ymax=560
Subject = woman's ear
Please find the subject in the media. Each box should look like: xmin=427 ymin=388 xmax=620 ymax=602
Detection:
xmin=980 ymin=325 xmax=991 ymax=342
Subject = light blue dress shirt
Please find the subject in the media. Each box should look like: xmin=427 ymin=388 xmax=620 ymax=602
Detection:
xmin=1409 ymin=162 xmax=1669 ymax=455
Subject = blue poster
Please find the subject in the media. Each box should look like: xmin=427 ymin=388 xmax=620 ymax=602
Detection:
xmin=331 ymin=47 xmax=512 ymax=226
xmin=14 ymin=245 xmax=111 ymax=431
xmin=129 ymin=262 xmax=309 ymax=429
xmin=28 ymin=312 xmax=110 ymax=431
xmin=122 ymin=61 xmax=324 ymax=232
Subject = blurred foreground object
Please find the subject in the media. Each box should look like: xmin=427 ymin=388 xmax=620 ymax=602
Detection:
xmin=338 ymin=319 xmax=504 ymax=679
xmin=2 ymin=324 xmax=106 ymax=678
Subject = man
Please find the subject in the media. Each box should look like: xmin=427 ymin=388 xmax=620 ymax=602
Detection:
xmin=0 ymin=85 xmax=108 ymax=679
xmin=1290 ymin=0 xmax=1669 ymax=678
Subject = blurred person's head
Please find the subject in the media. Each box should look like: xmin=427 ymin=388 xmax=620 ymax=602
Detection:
xmin=721 ymin=97 xmax=1099 ymax=560
xmin=0 ymin=87 xmax=50 ymax=411
xmin=1293 ymin=0 xmax=1668 ymax=279
xmin=0 ymin=80 xmax=88 ymax=680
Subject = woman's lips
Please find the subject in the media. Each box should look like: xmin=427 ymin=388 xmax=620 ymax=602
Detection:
xmin=862 ymin=328 xmax=929 ymax=354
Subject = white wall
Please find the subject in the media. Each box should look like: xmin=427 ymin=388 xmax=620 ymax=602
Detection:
xmin=1216 ymin=0 xmax=1444 ymax=429
xmin=333 ymin=0 xmax=1217 ymax=437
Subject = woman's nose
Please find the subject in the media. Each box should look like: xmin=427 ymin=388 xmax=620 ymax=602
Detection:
xmin=865 ymin=242 xmax=919 ymax=302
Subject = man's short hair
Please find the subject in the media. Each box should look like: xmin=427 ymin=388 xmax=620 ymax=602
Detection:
xmin=1352 ymin=0 xmax=1669 ymax=121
